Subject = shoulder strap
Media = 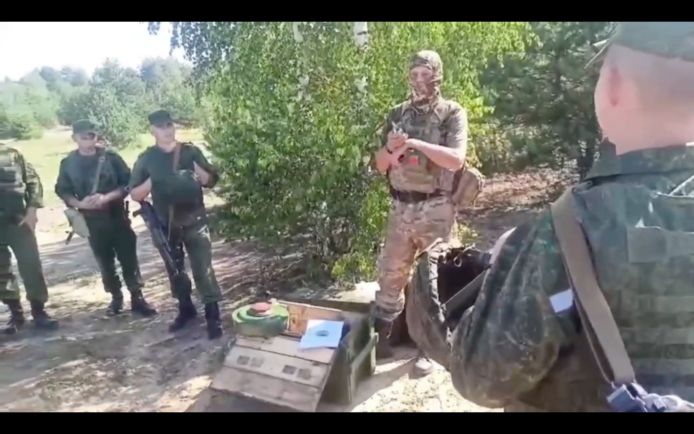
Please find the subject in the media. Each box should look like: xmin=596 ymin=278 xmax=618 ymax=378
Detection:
xmin=550 ymin=190 xmax=636 ymax=385
xmin=167 ymin=143 xmax=182 ymax=237
xmin=91 ymin=149 xmax=107 ymax=195
xmin=172 ymin=142 xmax=182 ymax=171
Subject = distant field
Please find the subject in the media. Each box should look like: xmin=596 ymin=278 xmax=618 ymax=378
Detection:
xmin=9 ymin=127 xmax=205 ymax=206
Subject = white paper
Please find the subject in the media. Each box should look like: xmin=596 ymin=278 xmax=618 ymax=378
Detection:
xmin=550 ymin=289 xmax=574 ymax=314
xmin=299 ymin=319 xmax=344 ymax=349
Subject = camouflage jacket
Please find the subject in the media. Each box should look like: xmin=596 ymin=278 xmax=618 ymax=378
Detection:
xmin=0 ymin=143 xmax=43 ymax=220
xmin=447 ymin=144 xmax=694 ymax=411
xmin=380 ymin=98 xmax=467 ymax=194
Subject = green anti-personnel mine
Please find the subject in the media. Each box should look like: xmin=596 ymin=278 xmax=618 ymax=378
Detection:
xmin=231 ymin=302 xmax=290 ymax=338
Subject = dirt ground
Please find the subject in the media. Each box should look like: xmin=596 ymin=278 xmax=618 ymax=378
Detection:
xmin=0 ymin=167 xmax=574 ymax=412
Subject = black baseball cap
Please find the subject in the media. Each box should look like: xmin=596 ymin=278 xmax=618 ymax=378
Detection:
xmin=148 ymin=110 xmax=175 ymax=126
xmin=72 ymin=119 xmax=98 ymax=135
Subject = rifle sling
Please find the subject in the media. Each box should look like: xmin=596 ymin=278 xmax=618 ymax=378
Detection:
xmin=91 ymin=150 xmax=106 ymax=195
xmin=167 ymin=143 xmax=182 ymax=240
xmin=550 ymin=190 xmax=635 ymax=386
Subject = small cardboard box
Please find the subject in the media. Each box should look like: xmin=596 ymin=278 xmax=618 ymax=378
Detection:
xmin=211 ymin=300 xmax=376 ymax=412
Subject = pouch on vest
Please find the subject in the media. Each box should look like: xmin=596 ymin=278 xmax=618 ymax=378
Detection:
xmin=0 ymin=148 xmax=27 ymax=219
xmin=450 ymin=165 xmax=484 ymax=211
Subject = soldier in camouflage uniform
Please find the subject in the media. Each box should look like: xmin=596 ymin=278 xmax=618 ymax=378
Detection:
xmin=372 ymin=50 xmax=468 ymax=376
xmin=55 ymin=120 xmax=157 ymax=317
xmin=129 ymin=110 xmax=224 ymax=340
xmin=408 ymin=22 xmax=694 ymax=411
xmin=0 ymin=143 xmax=58 ymax=334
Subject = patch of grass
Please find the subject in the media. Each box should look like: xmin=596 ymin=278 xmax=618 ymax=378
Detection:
xmin=11 ymin=127 xmax=204 ymax=206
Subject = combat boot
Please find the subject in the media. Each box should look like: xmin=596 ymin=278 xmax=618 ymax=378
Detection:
xmin=413 ymin=351 xmax=434 ymax=377
xmin=168 ymin=294 xmax=197 ymax=332
xmin=374 ymin=318 xmax=394 ymax=359
xmin=29 ymin=300 xmax=59 ymax=330
xmin=3 ymin=300 xmax=25 ymax=335
xmin=204 ymin=302 xmax=223 ymax=340
xmin=106 ymin=289 xmax=124 ymax=316
xmin=130 ymin=290 xmax=157 ymax=317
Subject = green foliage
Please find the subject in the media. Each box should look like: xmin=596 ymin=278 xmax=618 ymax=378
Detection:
xmin=84 ymin=60 xmax=149 ymax=147
xmin=164 ymin=21 xmax=530 ymax=280
xmin=57 ymin=87 xmax=90 ymax=125
xmin=140 ymin=58 xmax=199 ymax=125
xmin=481 ymin=22 xmax=615 ymax=177
xmin=0 ymin=55 xmax=198 ymax=143
xmin=0 ymin=105 xmax=42 ymax=140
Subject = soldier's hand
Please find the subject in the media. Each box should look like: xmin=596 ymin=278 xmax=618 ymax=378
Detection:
xmin=193 ymin=161 xmax=210 ymax=186
xmin=19 ymin=207 xmax=38 ymax=231
xmin=389 ymin=144 xmax=410 ymax=168
xmin=386 ymin=130 xmax=408 ymax=152
xmin=79 ymin=195 xmax=101 ymax=210
xmin=91 ymin=194 xmax=107 ymax=209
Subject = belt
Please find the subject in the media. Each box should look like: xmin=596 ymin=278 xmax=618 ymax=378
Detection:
xmin=389 ymin=188 xmax=446 ymax=203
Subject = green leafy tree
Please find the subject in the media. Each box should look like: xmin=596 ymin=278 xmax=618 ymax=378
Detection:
xmin=140 ymin=57 xmax=199 ymax=125
xmin=481 ymin=22 xmax=614 ymax=177
xmin=157 ymin=21 xmax=530 ymax=280
xmin=0 ymin=104 xmax=42 ymax=140
xmin=84 ymin=60 xmax=149 ymax=147
xmin=58 ymin=87 xmax=91 ymax=125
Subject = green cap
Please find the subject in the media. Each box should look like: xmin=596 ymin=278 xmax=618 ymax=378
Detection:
xmin=148 ymin=110 xmax=174 ymax=126
xmin=72 ymin=119 xmax=97 ymax=135
xmin=587 ymin=22 xmax=694 ymax=68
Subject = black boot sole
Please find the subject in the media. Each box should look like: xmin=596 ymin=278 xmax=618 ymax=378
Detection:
xmin=33 ymin=321 xmax=59 ymax=330
xmin=132 ymin=308 xmax=158 ymax=317
xmin=168 ymin=315 xmax=197 ymax=333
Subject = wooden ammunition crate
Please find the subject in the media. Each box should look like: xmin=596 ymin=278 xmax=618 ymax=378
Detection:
xmin=211 ymin=301 xmax=376 ymax=412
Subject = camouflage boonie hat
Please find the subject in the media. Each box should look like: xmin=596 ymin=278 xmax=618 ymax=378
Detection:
xmin=410 ymin=50 xmax=443 ymax=82
xmin=72 ymin=119 xmax=98 ymax=135
xmin=587 ymin=22 xmax=694 ymax=68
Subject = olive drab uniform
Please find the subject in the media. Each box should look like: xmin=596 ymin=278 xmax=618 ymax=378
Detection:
xmin=55 ymin=124 xmax=157 ymax=317
xmin=374 ymin=52 xmax=468 ymax=324
xmin=131 ymin=108 xmax=223 ymax=339
xmin=0 ymin=143 xmax=58 ymax=334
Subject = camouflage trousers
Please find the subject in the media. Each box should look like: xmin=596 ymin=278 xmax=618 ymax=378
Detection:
xmin=0 ymin=221 xmax=49 ymax=303
xmin=374 ymin=195 xmax=455 ymax=322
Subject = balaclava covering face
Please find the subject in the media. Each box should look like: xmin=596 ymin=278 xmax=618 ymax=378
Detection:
xmin=409 ymin=50 xmax=443 ymax=113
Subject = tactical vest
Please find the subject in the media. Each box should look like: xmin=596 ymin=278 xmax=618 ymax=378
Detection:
xmin=0 ymin=145 xmax=27 ymax=218
xmin=520 ymin=179 xmax=694 ymax=411
xmin=388 ymin=100 xmax=458 ymax=194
